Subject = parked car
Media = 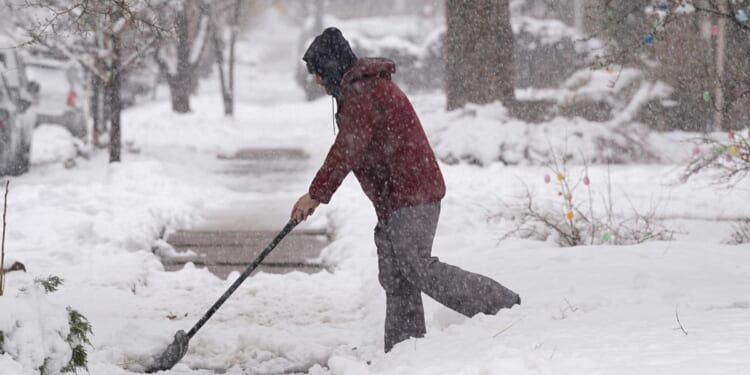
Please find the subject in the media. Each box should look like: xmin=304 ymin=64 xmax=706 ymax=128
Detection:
xmin=0 ymin=45 xmax=36 ymax=176
xmin=24 ymin=56 xmax=87 ymax=138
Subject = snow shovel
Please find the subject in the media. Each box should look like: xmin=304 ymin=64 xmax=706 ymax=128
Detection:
xmin=145 ymin=219 xmax=299 ymax=373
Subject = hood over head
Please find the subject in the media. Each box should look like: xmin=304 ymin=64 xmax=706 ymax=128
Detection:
xmin=341 ymin=57 xmax=396 ymax=86
xmin=302 ymin=27 xmax=358 ymax=96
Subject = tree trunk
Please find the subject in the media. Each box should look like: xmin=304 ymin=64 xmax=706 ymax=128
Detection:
xmin=212 ymin=17 xmax=230 ymax=116
xmin=225 ymin=33 xmax=235 ymax=116
xmin=226 ymin=0 xmax=241 ymax=116
xmin=445 ymin=0 xmax=515 ymax=111
xmin=713 ymin=0 xmax=727 ymax=132
xmin=109 ymin=31 xmax=122 ymax=163
xmin=169 ymin=78 xmax=192 ymax=113
xmin=91 ymin=74 xmax=102 ymax=147
xmin=171 ymin=6 xmax=193 ymax=113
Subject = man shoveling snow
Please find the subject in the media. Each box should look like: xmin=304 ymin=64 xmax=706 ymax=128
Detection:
xmin=291 ymin=27 xmax=521 ymax=352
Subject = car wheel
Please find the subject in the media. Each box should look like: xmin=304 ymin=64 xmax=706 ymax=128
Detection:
xmin=63 ymin=110 xmax=86 ymax=138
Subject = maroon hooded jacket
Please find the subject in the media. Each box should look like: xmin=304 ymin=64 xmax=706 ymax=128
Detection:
xmin=308 ymin=58 xmax=446 ymax=220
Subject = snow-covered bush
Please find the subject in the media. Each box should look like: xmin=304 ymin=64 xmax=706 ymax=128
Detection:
xmin=496 ymin=152 xmax=673 ymax=247
xmin=0 ymin=276 xmax=93 ymax=374
xmin=682 ymin=128 xmax=750 ymax=246
xmin=429 ymin=98 xmax=667 ymax=167
xmin=725 ymin=219 xmax=750 ymax=245
xmin=682 ymin=127 xmax=750 ymax=187
xmin=512 ymin=16 xmax=601 ymax=89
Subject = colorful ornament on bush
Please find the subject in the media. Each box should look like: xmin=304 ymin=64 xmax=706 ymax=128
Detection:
xmin=729 ymin=145 xmax=738 ymax=156
xmin=738 ymin=10 xmax=748 ymax=23
xmin=703 ymin=91 xmax=712 ymax=102
xmin=658 ymin=1 xmax=668 ymax=11
xmin=602 ymin=232 xmax=611 ymax=242
xmin=711 ymin=25 xmax=719 ymax=36
xmin=544 ymin=174 xmax=551 ymax=184
xmin=729 ymin=130 xmax=735 ymax=141
xmin=726 ymin=154 xmax=733 ymax=162
xmin=644 ymin=34 xmax=654 ymax=45
xmin=715 ymin=145 xmax=725 ymax=155
xmin=583 ymin=176 xmax=590 ymax=186
xmin=557 ymin=173 xmax=565 ymax=182
xmin=692 ymin=145 xmax=701 ymax=155
xmin=566 ymin=211 xmax=574 ymax=221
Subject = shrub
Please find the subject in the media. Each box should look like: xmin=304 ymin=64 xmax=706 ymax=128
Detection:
xmin=62 ymin=308 xmax=93 ymax=373
xmin=5 ymin=276 xmax=93 ymax=374
xmin=725 ymin=219 xmax=750 ymax=245
xmin=499 ymin=152 xmax=673 ymax=246
xmin=682 ymin=128 xmax=750 ymax=187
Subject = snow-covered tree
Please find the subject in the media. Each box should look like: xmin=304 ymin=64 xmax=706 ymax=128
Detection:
xmin=152 ymin=0 xmax=212 ymax=114
xmin=209 ymin=0 xmax=242 ymax=116
xmin=13 ymin=0 xmax=164 ymax=162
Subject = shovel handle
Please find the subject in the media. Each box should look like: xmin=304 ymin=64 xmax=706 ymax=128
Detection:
xmin=185 ymin=219 xmax=299 ymax=339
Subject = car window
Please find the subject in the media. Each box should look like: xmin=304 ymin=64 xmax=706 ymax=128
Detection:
xmin=26 ymin=65 xmax=72 ymax=94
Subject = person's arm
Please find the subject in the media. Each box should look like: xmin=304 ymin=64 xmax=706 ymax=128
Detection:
xmin=290 ymin=92 xmax=377 ymax=222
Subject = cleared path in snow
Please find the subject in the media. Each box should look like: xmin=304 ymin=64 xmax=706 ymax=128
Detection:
xmin=161 ymin=148 xmax=330 ymax=279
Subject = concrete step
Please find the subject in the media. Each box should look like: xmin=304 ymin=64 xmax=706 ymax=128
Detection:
xmin=159 ymin=147 xmax=329 ymax=280
xmin=163 ymin=229 xmax=329 ymax=280
xmin=162 ymin=262 xmax=324 ymax=279
xmin=168 ymin=229 xmax=327 ymax=247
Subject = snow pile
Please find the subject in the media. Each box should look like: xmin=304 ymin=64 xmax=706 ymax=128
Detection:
xmin=419 ymin=99 xmax=684 ymax=167
xmin=417 ymin=65 xmax=688 ymax=167
xmin=0 ymin=151 xmax=219 ymax=374
xmin=0 ymin=282 xmax=83 ymax=375
xmin=30 ymin=125 xmax=82 ymax=166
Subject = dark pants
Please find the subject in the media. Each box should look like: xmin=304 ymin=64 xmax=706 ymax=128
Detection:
xmin=375 ymin=201 xmax=520 ymax=352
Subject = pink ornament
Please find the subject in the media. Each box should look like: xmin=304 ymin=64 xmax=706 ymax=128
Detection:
xmin=583 ymin=176 xmax=590 ymax=186
xmin=729 ymin=131 xmax=735 ymax=141
xmin=692 ymin=146 xmax=700 ymax=155
xmin=544 ymin=174 xmax=551 ymax=184
xmin=711 ymin=25 xmax=719 ymax=36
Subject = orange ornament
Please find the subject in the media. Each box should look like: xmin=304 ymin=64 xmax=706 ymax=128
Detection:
xmin=566 ymin=211 xmax=574 ymax=220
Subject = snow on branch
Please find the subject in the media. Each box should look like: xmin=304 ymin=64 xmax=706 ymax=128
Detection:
xmin=189 ymin=14 xmax=209 ymax=66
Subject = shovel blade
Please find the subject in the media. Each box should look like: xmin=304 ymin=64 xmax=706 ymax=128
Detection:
xmin=145 ymin=330 xmax=190 ymax=373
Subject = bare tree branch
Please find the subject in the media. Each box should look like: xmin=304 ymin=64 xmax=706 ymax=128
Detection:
xmin=1 ymin=180 xmax=9 ymax=297
xmin=674 ymin=306 xmax=688 ymax=336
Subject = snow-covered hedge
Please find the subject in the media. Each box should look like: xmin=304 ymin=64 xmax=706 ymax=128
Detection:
xmin=0 ymin=277 xmax=92 ymax=375
xmin=419 ymin=65 xmax=688 ymax=167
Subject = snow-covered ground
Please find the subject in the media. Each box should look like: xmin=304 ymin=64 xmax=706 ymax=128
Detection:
xmin=2 ymin=9 xmax=749 ymax=375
